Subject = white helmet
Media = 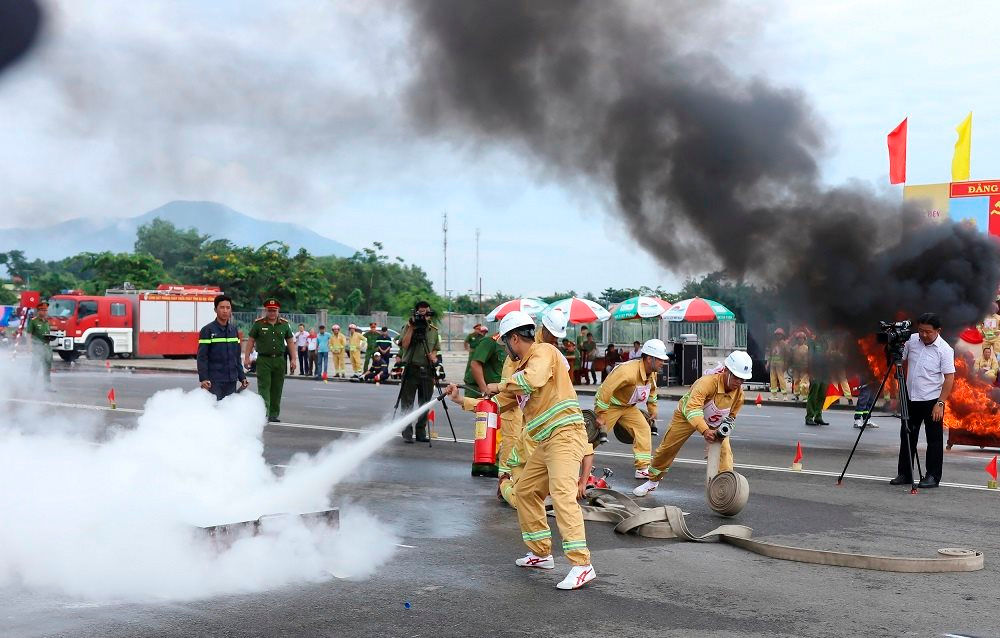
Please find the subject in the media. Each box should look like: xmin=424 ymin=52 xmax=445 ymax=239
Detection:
xmin=541 ymin=308 xmax=568 ymax=339
xmin=640 ymin=338 xmax=669 ymax=360
xmin=332 ymin=324 xmax=341 ymax=330
xmin=724 ymin=350 xmax=753 ymax=379
xmin=498 ymin=310 xmax=535 ymax=338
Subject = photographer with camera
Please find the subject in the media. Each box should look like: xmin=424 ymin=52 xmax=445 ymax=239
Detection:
xmin=397 ymin=301 xmax=442 ymax=443
xmin=890 ymin=313 xmax=955 ymax=489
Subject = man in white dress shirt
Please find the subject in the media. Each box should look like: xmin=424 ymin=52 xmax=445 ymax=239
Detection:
xmin=890 ymin=313 xmax=955 ymax=489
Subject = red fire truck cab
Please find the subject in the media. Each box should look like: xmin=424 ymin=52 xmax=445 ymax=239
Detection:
xmin=48 ymin=285 xmax=221 ymax=360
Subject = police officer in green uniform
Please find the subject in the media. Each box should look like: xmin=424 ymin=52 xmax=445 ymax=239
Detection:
xmin=363 ymin=321 xmax=380 ymax=372
xmin=463 ymin=332 xmax=506 ymax=398
xmin=27 ymin=301 xmax=55 ymax=390
xmin=397 ymin=300 xmax=441 ymax=442
xmin=244 ymin=298 xmax=296 ymax=422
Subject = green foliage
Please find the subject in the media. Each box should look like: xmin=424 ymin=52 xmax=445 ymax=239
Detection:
xmin=676 ymin=272 xmax=771 ymax=323
xmin=34 ymin=271 xmax=83 ymax=299
xmin=0 ymin=287 xmax=16 ymax=305
xmin=85 ymin=252 xmax=169 ymax=293
xmin=135 ymin=218 xmax=208 ymax=272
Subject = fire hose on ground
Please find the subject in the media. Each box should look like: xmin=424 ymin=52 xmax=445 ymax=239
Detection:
xmin=572 ymin=417 xmax=983 ymax=573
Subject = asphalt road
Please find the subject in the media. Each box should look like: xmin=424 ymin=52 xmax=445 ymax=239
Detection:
xmin=4 ymin=367 xmax=1000 ymax=638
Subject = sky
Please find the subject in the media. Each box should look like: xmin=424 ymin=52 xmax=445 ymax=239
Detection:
xmin=1 ymin=0 xmax=999 ymax=299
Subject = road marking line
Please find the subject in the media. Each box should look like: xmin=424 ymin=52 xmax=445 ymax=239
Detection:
xmin=7 ymin=399 xmax=995 ymax=493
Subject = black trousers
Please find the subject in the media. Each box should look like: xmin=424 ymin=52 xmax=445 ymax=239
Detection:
xmin=399 ymin=364 xmax=434 ymax=436
xmin=210 ymin=381 xmax=238 ymax=401
xmin=897 ymin=398 xmax=943 ymax=480
xmin=298 ymin=348 xmax=309 ymax=375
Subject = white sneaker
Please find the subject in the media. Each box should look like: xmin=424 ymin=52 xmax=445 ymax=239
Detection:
xmin=634 ymin=468 xmax=652 ymax=479
xmin=853 ymin=419 xmax=863 ymax=429
xmin=556 ymin=564 xmax=596 ymax=590
xmin=515 ymin=552 xmax=554 ymax=569
xmin=633 ymin=480 xmax=658 ymax=497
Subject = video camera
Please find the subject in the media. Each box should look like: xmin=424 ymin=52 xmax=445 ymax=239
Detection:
xmin=876 ymin=319 xmax=914 ymax=361
xmin=411 ymin=307 xmax=436 ymax=325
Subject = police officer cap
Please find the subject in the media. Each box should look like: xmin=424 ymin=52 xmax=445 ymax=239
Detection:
xmin=264 ymin=298 xmax=280 ymax=309
xmin=37 ymin=301 xmax=49 ymax=309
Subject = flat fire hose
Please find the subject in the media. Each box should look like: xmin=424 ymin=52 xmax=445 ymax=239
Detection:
xmin=576 ymin=488 xmax=982 ymax=573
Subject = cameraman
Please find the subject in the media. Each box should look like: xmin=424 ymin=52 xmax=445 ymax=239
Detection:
xmin=890 ymin=313 xmax=955 ymax=489
xmin=397 ymin=300 xmax=441 ymax=443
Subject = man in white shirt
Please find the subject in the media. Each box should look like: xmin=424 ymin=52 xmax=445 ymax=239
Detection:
xmin=890 ymin=313 xmax=955 ymax=489
xmin=628 ymin=341 xmax=642 ymax=360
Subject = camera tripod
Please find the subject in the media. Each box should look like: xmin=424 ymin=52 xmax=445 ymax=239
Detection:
xmin=838 ymin=347 xmax=923 ymax=493
xmin=391 ymin=331 xmax=457 ymax=447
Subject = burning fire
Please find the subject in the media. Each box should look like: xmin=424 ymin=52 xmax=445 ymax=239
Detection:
xmin=944 ymin=357 xmax=1000 ymax=436
xmin=856 ymin=337 xmax=1000 ymax=437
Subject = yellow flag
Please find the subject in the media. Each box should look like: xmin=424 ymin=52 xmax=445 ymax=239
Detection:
xmin=951 ymin=112 xmax=972 ymax=181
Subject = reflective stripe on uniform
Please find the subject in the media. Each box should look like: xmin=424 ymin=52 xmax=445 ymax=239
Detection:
xmin=198 ymin=337 xmax=241 ymax=344
xmin=522 ymin=529 xmax=552 ymax=541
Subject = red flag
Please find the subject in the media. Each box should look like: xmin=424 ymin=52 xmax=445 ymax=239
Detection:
xmin=887 ymin=117 xmax=907 ymax=184
xmin=987 ymin=455 xmax=998 ymax=481
xmin=107 ymin=388 xmax=116 ymax=403
xmin=823 ymin=383 xmax=844 ymax=410
xmin=793 ymin=441 xmax=803 ymax=464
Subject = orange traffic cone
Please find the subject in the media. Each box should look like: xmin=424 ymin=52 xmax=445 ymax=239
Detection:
xmin=791 ymin=441 xmax=803 ymax=471
xmin=755 ymin=393 xmax=763 ymax=407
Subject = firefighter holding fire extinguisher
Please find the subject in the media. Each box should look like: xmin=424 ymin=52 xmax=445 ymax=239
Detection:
xmin=483 ymin=310 xmax=596 ymax=591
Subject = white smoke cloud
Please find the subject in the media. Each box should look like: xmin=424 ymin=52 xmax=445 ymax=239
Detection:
xmin=0 ymin=358 xmax=432 ymax=601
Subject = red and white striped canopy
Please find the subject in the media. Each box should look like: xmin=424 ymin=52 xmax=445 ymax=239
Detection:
xmin=485 ymin=297 xmax=546 ymax=322
xmin=542 ymin=297 xmax=611 ymax=324
xmin=662 ymin=297 xmax=735 ymax=322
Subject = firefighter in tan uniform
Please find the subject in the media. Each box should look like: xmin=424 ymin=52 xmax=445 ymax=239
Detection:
xmin=593 ymin=339 xmax=667 ymax=479
xmin=978 ymin=299 xmax=1000 ymax=353
xmin=788 ymin=331 xmax=810 ymax=399
xmin=767 ymin=328 xmax=789 ymax=399
xmin=633 ymin=351 xmax=752 ymax=497
xmin=484 ymin=310 xmax=596 ymax=590
xmin=348 ymin=324 xmax=365 ymax=375
xmin=328 ymin=325 xmax=348 ymax=377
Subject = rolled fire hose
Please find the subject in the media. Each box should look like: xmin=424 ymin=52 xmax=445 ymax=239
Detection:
xmin=705 ymin=435 xmax=749 ymax=517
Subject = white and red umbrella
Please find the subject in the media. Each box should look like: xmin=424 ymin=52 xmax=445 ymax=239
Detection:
xmin=485 ymin=297 xmax=546 ymax=322
xmin=542 ymin=297 xmax=611 ymax=324
xmin=662 ymin=297 xmax=735 ymax=322
xmin=611 ymin=295 xmax=673 ymax=321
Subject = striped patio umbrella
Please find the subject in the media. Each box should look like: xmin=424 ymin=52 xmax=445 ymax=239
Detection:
xmin=662 ymin=297 xmax=735 ymax=322
xmin=484 ymin=297 xmax=547 ymax=322
xmin=542 ymin=297 xmax=611 ymax=324
xmin=610 ymin=296 xmax=673 ymax=321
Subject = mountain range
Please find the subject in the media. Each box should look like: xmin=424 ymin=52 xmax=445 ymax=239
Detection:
xmin=0 ymin=201 xmax=356 ymax=261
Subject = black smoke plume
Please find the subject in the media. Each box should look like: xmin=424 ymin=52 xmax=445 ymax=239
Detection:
xmin=404 ymin=0 xmax=1000 ymax=341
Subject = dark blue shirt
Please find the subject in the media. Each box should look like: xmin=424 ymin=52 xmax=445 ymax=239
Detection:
xmin=197 ymin=319 xmax=246 ymax=383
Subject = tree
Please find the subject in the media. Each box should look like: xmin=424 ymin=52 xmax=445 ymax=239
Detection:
xmin=34 ymin=271 xmax=82 ymax=298
xmin=0 ymin=250 xmax=29 ymax=281
xmin=135 ymin=218 xmax=208 ymax=273
xmin=85 ymin=252 xmax=169 ymax=293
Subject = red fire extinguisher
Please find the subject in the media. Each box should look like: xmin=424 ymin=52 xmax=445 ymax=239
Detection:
xmin=472 ymin=398 xmax=499 ymax=477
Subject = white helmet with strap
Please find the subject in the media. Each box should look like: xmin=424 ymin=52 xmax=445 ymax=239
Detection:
xmin=498 ymin=310 xmax=535 ymax=338
xmin=541 ymin=308 xmax=568 ymax=339
xmin=640 ymin=338 xmax=669 ymax=360
xmin=724 ymin=350 xmax=754 ymax=379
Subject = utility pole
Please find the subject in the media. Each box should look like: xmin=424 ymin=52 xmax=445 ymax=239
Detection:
xmin=475 ymin=227 xmax=481 ymax=315
xmin=442 ymin=212 xmax=449 ymax=351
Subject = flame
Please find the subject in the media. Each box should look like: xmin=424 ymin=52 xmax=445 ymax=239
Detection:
xmin=855 ymin=337 xmax=1000 ymax=437
xmin=944 ymin=357 xmax=1000 ymax=436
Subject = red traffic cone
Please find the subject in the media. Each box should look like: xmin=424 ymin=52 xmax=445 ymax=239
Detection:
xmin=755 ymin=393 xmax=763 ymax=407
xmin=105 ymin=360 xmax=111 ymax=372
xmin=322 ymin=371 xmax=328 ymax=383
xmin=107 ymin=387 xmax=116 ymax=410
xmin=429 ymin=409 xmax=438 ymax=439
xmin=791 ymin=441 xmax=803 ymax=471
xmin=986 ymin=455 xmax=998 ymax=489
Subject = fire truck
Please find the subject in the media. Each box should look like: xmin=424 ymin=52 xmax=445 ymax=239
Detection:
xmin=47 ymin=284 xmax=222 ymax=361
